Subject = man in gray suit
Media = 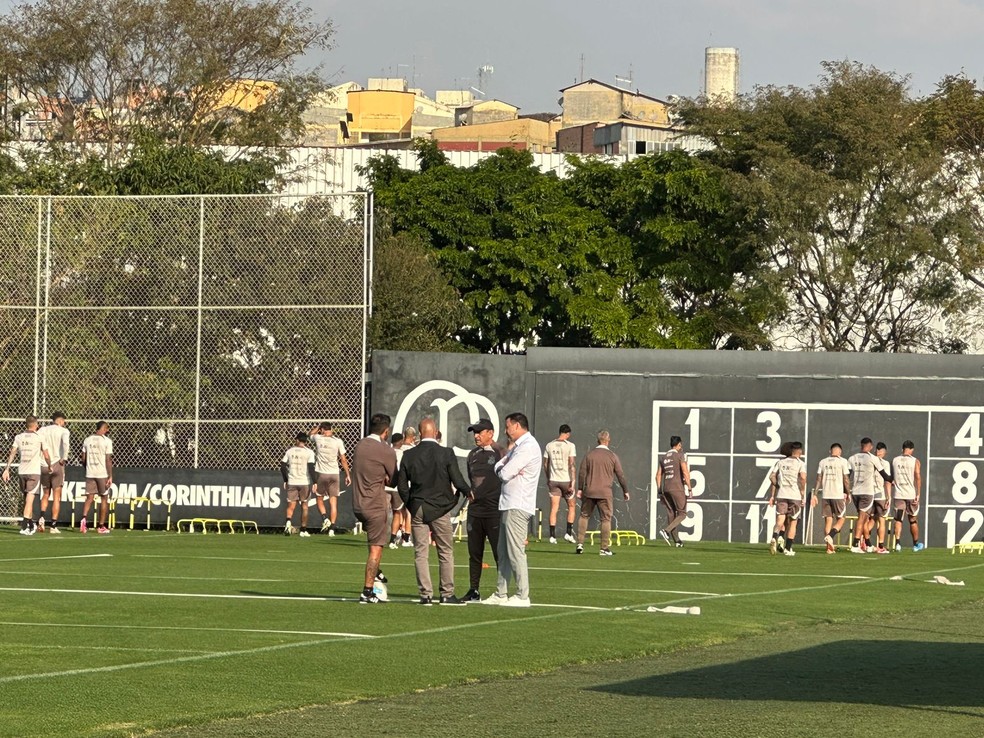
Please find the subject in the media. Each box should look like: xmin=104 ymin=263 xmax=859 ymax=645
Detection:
xmin=398 ymin=417 xmax=471 ymax=605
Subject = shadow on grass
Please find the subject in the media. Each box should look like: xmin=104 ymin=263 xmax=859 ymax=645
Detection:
xmin=590 ymin=641 xmax=984 ymax=708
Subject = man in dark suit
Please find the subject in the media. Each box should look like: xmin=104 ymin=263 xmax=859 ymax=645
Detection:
xmin=398 ymin=417 xmax=470 ymax=605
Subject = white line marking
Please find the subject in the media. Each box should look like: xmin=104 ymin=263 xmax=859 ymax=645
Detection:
xmin=131 ymin=554 xmax=874 ymax=580
xmin=0 ymin=621 xmax=376 ymax=639
xmin=0 ymin=553 xmax=112 ymax=563
xmin=0 ymin=587 xmax=336 ymax=603
xmin=545 ymin=587 xmax=724 ymax=596
xmin=0 ymin=570 xmax=280 ymax=583
xmin=529 ymin=603 xmax=611 ymax=611
xmin=1 ymin=642 xmax=212 ymax=654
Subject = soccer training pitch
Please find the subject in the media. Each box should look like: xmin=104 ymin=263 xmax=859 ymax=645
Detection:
xmin=1 ymin=528 xmax=983 ymax=737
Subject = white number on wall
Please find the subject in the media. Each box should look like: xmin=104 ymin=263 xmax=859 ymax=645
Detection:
xmin=951 ymin=462 xmax=979 ymax=505
xmin=943 ymin=508 xmax=984 ymax=549
xmin=685 ymin=408 xmax=700 ymax=450
xmin=756 ymin=411 xmax=782 ymax=453
xmin=689 ymin=455 xmax=706 ymax=497
xmin=744 ymin=503 xmax=778 ymax=544
xmin=954 ymin=414 xmax=983 ymax=456
xmin=756 ymin=457 xmax=776 ymax=499
xmin=678 ymin=503 xmax=703 ymax=541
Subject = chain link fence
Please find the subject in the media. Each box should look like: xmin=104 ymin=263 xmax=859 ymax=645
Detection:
xmin=0 ymin=194 xmax=371 ymax=521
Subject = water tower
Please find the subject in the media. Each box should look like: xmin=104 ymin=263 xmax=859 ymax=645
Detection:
xmin=704 ymin=47 xmax=739 ymax=104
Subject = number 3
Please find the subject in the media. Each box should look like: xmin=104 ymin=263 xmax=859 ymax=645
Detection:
xmin=756 ymin=411 xmax=782 ymax=453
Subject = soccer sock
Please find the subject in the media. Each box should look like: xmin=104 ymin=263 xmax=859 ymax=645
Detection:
xmin=853 ymin=537 xmax=860 ymax=546
xmin=389 ymin=534 xmax=396 ymax=544
xmin=772 ymin=531 xmax=780 ymax=540
xmin=566 ymin=522 xmax=574 ymax=535
xmin=549 ymin=525 xmax=556 ymax=538
xmin=829 ymin=526 xmax=840 ymax=537
xmin=786 ymin=537 xmax=795 ymax=550
xmin=21 ymin=517 xmax=29 ymax=530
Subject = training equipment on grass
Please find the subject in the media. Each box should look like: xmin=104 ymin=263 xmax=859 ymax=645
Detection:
xmin=372 ymin=581 xmax=389 ymax=601
xmin=647 ymin=605 xmax=701 ymax=615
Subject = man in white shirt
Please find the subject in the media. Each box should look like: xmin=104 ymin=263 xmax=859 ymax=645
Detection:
xmin=811 ymin=442 xmax=851 ymax=553
xmin=391 ymin=426 xmax=418 ymax=548
xmin=80 ymin=421 xmax=114 ymax=534
xmin=282 ymin=432 xmax=317 ymax=537
xmin=847 ymin=437 xmax=879 ymax=553
xmin=543 ymin=424 xmax=577 ymax=544
xmin=892 ymin=441 xmax=923 ymax=552
xmin=37 ymin=411 xmax=71 ymax=534
xmin=485 ymin=412 xmax=541 ymax=608
xmin=309 ymin=422 xmax=350 ymax=535
xmin=2 ymin=415 xmax=52 ymax=535
xmin=768 ymin=441 xmax=807 ymax=556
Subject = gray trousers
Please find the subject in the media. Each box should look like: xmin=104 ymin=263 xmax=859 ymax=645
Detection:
xmin=496 ymin=508 xmax=532 ymax=599
xmin=411 ymin=507 xmax=455 ymax=598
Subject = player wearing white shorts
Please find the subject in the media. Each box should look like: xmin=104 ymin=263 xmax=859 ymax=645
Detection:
xmin=768 ymin=441 xmax=807 ymax=556
xmin=892 ymin=441 xmax=923 ymax=552
xmin=37 ymin=412 xmax=70 ymax=534
xmin=811 ymin=442 xmax=850 ymax=553
xmin=3 ymin=416 xmax=52 ymax=535
xmin=310 ymin=422 xmax=350 ymax=535
xmin=390 ymin=426 xmax=417 ymax=547
xmin=80 ymin=422 xmax=114 ymax=534
xmin=282 ymin=432 xmax=316 ymax=537
xmin=543 ymin=424 xmax=577 ymax=544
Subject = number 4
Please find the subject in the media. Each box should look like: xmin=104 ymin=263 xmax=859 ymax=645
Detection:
xmin=955 ymin=414 xmax=983 ymax=456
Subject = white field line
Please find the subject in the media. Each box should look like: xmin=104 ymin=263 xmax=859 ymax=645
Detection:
xmin=0 ymin=622 xmax=377 ymax=639
xmin=2 ymin=642 xmax=212 ymax=654
xmin=0 ymin=587 xmax=338 ymax=603
xmin=6 ymin=562 xmax=984 ymax=685
xmin=0 ymin=570 xmax=280 ymax=583
xmin=132 ymin=555 xmax=874 ymax=580
xmin=544 ymin=586 xmax=725 ymax=596
xmin=0 ymin=553 xmax=112 ymax=563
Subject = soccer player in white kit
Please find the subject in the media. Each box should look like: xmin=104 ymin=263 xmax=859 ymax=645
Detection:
xmin=309 ymin=422 xmax=350 ymax=534
xmin=281 ymin=432 xmax=316 ymax=537
xmin=892 ymin=440 xmax=924 ymax=552
xmin=2 ymin=416 xmax=52 ymax=535
xmin=812 ymin=442 xmax=851 ymax=553
xmin=768 ymin=441 xmax=807 ymax=556
xmin=37 ymin=412 xmax=71 ymax=533
xmin=80 ymin=421 xmax=114 ymax=534
xmin=848 ymin=438 xmax=879 ymax=553
xmin=543 ymin=424 xmax=577 ymax=543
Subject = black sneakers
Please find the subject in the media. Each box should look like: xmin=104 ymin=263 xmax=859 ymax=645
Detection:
xmin=358 ymin=589 xmax=381 ymax=604
xmin=419 ymin=595 xmax=433 ymax=606
xmin=461 ymin=589 xmax=481 ymax=603
xmin=440 ymin=595 xmax=466 ymax=606
xmin=575 ymin=544 xmax=584 ymax=554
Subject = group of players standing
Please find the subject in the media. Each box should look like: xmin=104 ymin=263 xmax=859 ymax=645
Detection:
xmin=766 ymin=437 xmax=923 ymax=556
xmin=3 ymin=414 xmax=116 ymax=534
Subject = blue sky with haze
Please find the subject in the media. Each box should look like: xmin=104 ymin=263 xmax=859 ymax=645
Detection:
xmin=315 ymin=0 xmax=984 ymax=110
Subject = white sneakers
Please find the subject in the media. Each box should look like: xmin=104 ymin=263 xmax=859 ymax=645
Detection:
xmin=563 ymin=533 xmax=576 ymax=543
xmin=298 ymin=531 xmax=311 ymax=538
xmin=501 ymin=596 xmax=531 ymax=608
xmin=548 ymin=537 xmax=557 ymax=544
xmin=481 ymin=592 xmax=509 ymax=606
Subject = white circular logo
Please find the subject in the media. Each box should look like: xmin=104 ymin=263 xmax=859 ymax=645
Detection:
xmin=393 ymin=380 xmax=500 ymax=458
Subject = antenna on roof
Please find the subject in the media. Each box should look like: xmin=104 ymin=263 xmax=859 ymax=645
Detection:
xmin=478 ymin=64 xmax=494 ymax=97
xmin=615 ymin=65 xmax=634 ymax=90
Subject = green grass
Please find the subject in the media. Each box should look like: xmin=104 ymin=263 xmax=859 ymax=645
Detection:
xmin=1 ymin=527 xmax=982 ymax=737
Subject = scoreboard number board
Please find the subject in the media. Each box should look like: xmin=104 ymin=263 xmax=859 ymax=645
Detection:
xmin=650 ymin=401 xmax=984 ymax=548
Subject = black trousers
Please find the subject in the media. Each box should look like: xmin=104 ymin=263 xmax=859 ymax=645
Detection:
xmin=467 ymin=514 xmax=501 ymax=590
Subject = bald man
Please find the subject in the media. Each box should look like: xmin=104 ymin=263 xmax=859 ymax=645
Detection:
xmin=398 ymin=418 xmax=470 ymax=605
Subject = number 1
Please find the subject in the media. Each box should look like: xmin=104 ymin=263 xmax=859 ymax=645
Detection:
xmin=685 ymin=408 xmax=700 ymax=450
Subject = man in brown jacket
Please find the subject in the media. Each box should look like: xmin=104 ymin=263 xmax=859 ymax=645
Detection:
xmin=352 ymin=413 xmax=398 ymax=604
xmin=575 ymin=430 xmax=630 ymax=556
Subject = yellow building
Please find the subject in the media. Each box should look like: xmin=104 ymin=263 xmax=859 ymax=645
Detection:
xmin=430 ymin=117 xmax=554 ymax=153
xmin=559 ymin=79 xmax=670 ymax=130
xmin=343 ymin=89 xmax=416 ymax=143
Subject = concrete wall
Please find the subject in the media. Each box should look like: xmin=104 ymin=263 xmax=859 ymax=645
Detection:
xmin=373 ymin=347 xmax=984 ymax=548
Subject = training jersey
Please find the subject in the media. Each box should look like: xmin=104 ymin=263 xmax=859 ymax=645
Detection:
xmin=892 ymin=454 xmax=919 ymax=500
xmin=816 ymin=455 xmax=851 ymax=499
xmin=37 ymin=424 xmax=70 ymax=464
xmin=282 ymin=446 xmax=316 ymax=486
xmin=544 ymin=439 xmax=576 ymax=483
xmin=313 ymin=434 xmax=345 ymax=474
xmin=10 ymin=432 xmax=49 ymax=475
xmin=871 ymin=456 xmax=891 ymax=500
xmin=660 ymin=449 xmax=687 ymax=494
xmin=83 ymin=435 xmax=113 ymax=478
xmin=771 ymin=456 xmax=807 ymax=500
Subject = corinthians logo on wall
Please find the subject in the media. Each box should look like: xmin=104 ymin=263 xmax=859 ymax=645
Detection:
xmin=393 ymin=380 xmax=500 ymax=458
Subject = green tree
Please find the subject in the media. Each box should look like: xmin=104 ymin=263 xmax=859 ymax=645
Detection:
xmin=369 ymin=231 xmax=471 ymax=353
xmin=679 ymin=61 xmax=975 ymax=352
xmin=0 ymin=0 xmax=333 ymax=158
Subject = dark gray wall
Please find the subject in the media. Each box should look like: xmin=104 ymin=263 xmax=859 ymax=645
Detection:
xmin=372 ymin=348 xmax=984 ymax=549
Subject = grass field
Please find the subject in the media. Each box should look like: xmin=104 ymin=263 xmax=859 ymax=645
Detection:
xmin=1 ymin=526 xmax=983 ymax=737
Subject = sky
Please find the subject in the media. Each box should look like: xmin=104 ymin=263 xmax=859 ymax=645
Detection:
xmin=314 ymin=0 xmax=984 ymax=110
